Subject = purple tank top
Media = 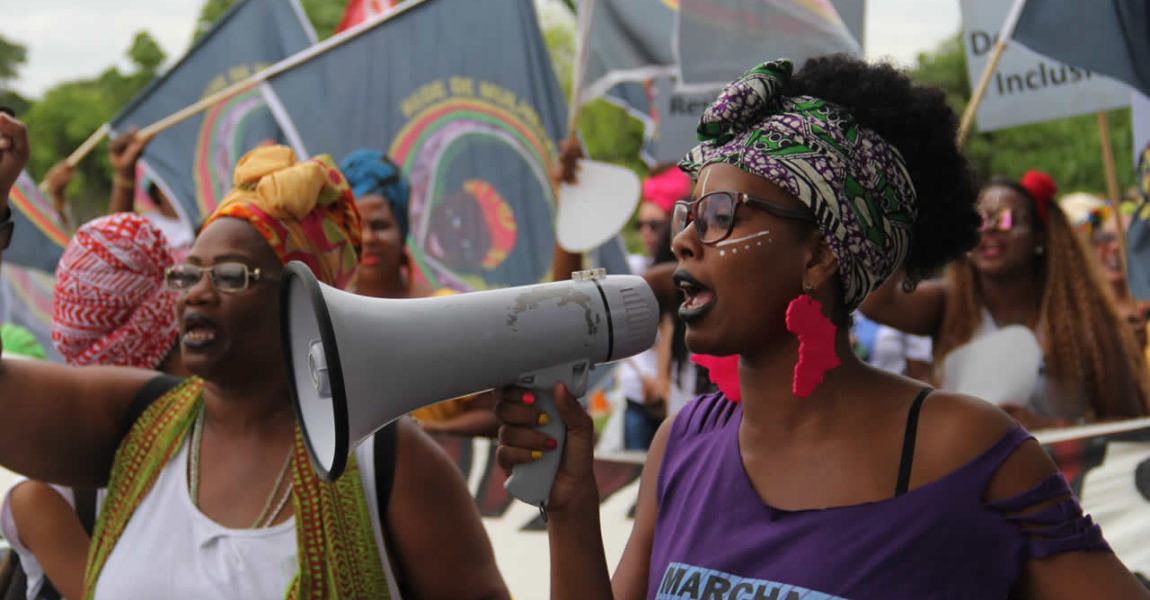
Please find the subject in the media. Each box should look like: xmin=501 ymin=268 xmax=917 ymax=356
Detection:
xmin=648 ymin=393 xmax=1109 ymax=600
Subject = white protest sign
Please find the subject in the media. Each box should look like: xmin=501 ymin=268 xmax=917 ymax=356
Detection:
xmin=961 ymin=0 xmax=1130 ymax=132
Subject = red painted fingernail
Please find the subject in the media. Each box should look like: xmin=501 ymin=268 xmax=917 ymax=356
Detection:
xmin=523 ymin=392 xmax=536 ymax=405
xmin=546 ymin=438 xmax=558 ymax=450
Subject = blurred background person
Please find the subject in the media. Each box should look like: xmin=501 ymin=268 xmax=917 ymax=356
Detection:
xmin=617 ymin=167 xmax=692 ymax=450
xmin=863 ymin=171 xmax=1150 ymax=429
xmin=341 ymin=149 xmax=497 ymax=438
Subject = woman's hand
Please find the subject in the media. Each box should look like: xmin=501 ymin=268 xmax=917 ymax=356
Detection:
xmin=494 ymin=382 xmax=599 ymax=514
xmin=0 ymin=112 xmax=29 ymax=200
xmin=108 ymin=128 xmax=152 ymax=180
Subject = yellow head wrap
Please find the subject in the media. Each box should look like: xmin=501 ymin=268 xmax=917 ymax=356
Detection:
xmin=204 ymin=145 xmax=362 ymax=289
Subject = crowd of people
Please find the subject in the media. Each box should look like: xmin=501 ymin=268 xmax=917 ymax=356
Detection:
xmin=0 ymin=50 xmax=1148 ymax=599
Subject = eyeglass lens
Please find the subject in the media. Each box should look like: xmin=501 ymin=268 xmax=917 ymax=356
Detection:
xmin=165 ymin=263 xmax=251 ymax=291
xmin=980 ymin=207 xmax=1015 ymax=232
xmin=673 ymin=193 xmax=738 ymax=244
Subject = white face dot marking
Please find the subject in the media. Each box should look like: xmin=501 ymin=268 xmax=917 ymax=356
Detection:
xmin=745 ymin=245 xmax=750 ymax=250
xmin=756 ymin=242 xmax=762 ymax=246
xmin=719 ymin=249 xmax=725 ymax=256
xmin=732 ymin=248 xmax=738 ymax=254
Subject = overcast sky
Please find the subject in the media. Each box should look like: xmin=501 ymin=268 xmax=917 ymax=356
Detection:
xmin=0 ymin=0 xmax=961 ymax=99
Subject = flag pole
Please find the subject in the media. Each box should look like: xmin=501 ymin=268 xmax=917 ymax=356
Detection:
xmin=56 ymin=0 xmax=434 ymax=163
xmin=551 ymin=0 xmax=597 ymax=270
xmin=38 ymin=123 xmax=112 ymax=191
xmin=956 ymin=0 xmax=1029 ymax=147
xmin=1096 ymin=110 xmax=1129 ymax=277
xmin=565 ymin=0 xmax=595 ymax=141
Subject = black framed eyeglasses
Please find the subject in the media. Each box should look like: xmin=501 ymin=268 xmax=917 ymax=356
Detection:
xmin=164 ymin=262 xmax=275 ymax=293
xmin=672 ymin=191 xmax=815 ymax=245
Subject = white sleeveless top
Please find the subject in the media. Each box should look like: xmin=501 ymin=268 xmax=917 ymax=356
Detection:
xmin=92 ymin=435 xmax=399 ymax=600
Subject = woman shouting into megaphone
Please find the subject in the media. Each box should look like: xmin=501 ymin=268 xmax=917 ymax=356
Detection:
xmin=494 ymin=57 xmax=1150 ymax=600
xmin=0 ymin=128 xmax=508 ymax=600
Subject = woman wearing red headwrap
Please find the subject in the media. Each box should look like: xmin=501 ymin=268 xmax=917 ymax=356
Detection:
xmin=863 ymin=171 xmax=1150 ymax=427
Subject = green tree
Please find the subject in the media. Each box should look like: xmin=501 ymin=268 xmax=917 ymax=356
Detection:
xmin=911 ymin=34 xmax=1134 ymax=196
xmin=0 ymin=35 xmax=27 ymax=84
xmin=21 ymin=32 xmax=167 ymax=224
xmin=0 ymin=34 xmax=30 ymax=115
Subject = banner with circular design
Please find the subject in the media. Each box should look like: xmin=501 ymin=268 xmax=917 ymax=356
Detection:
xmin=264 ymin=0 xmax=569 ymax=292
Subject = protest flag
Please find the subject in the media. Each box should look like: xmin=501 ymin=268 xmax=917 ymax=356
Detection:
xmin=676 ymin=0 xmax=860 ymax=89
xmin=580 ymin=0 xmax=861 ymax=166
xmin=0 ymin=262 xmax=60 ymax=362
xmin=110 ymin=0 xmax=315 ymax=229
xmin=1 ymin=171 xmax=67 ymax=360
xmin=1126 ymin=104 xmax=1150 ymax=300
xmin=264 ymin=0 xmax=569 ymax=292
xmin=1012 ymin=0 xmax=1150 ymax=99
xmin=5 ymin=170 xmax=68 ymax=272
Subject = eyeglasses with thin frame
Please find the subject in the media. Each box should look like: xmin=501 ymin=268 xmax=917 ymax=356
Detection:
xmin=163 ymin=262 xmax=276 ymax=293
xmin=979 ymin=207 xmax=1030 ymax=234
xmin=672 ymin=191 xmax=815 ymax=245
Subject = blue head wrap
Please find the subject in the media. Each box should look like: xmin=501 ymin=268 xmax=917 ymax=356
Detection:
xmin=340 ymin=149 xmax=411 ymax=241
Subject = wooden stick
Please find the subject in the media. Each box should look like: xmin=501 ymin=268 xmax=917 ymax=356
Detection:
xmin=957 ymin=0 xmax=1030 ymax=147
xmin=62 ymin=0 xmax=433 ymax=160
xmin=65 ymin=123 xmax=111 ymax=168
xmin=1097 ymin=110 xmax=1129 ymax=277
xmin=550 ymin=0 xmax=597 ymax=269
xmin=1034 ymin=416 xmax=1150 ymax=444
xmin=38 ymin=123 xmax=112 ymax=192
xmin=956 ymin=40 xmax=1007 ymax=147
xmin=565 ymin=0 xmax=596 ymax=141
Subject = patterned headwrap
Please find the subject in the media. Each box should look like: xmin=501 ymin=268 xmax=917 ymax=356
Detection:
xmin=680 ymin=60 xmax=918 ymax=311
xmin=340 ymin=149 xmax=411 ymax=241
xmin=52 ymin=213 xmax=177 ymax=368
xmin=205 ymin=145 xmax=362 ymax=289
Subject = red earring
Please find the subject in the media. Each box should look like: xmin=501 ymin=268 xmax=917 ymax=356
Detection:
xmin=785 ymin=285 xmax=840 ymax=398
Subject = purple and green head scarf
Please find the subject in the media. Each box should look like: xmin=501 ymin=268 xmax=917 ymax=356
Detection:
xmin=679 ymin=59 xmax=917 ymax=311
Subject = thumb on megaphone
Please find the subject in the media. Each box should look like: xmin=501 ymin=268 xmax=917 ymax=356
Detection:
xmin=544 ymin=381 xmax=601 ymax=514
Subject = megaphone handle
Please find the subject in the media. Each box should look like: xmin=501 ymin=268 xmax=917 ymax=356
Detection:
xmin=504 ymin=360 xmax=590 ymax=508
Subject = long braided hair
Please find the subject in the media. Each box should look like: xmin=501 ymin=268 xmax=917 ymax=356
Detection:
xmin=935 ymin=175 xmax=1150 ymax=419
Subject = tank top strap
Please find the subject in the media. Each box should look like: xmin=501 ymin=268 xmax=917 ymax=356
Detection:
xmin=658 ymin=392 xmax=738 ymax=499
xmin=958 ymin=426 xmax=1035 ymax=484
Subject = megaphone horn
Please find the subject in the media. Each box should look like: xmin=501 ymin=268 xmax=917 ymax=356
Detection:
xmin=280 ymin=262 xmax=659 ymax=507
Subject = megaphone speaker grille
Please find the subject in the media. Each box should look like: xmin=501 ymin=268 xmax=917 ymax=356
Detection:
xmin=280 ymin=262 xmax=350 ymax=481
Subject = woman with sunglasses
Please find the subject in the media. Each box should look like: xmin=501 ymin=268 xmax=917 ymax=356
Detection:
xmin=863 ymin=172 xmax=1150 ymax=429
xmin=494 ymin=57 xmax=1150 ymax=599
xmin=0 ymin=136 xmax=506 ymax=599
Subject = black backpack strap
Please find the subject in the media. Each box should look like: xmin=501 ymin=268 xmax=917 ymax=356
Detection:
xmin=118 ymin=375 xmax=183 ymax=441
xmin=894 ymin=387 xmax=933 ymax=496
xmin=373 ymin=422 xmax=399 ymax=519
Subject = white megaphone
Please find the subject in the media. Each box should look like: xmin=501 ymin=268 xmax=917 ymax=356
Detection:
xmin=280 ymin=262 xmax=659 ymax=507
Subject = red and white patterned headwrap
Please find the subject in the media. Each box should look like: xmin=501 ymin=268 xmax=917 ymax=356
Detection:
xmin=52 ymin=213 xmax=178 ymax=368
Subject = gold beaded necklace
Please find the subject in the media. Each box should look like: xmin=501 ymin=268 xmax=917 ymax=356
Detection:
xmin=188 ymin=404 xmax=293 ymax=528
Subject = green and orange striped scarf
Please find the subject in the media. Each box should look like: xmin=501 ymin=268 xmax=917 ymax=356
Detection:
xmin=82 ymin=377 xmax=390 ymax=599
